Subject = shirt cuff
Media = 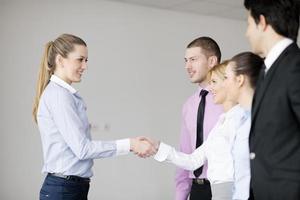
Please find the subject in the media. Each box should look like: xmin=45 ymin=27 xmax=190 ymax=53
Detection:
xmin=154 ymin=142 xmax=172 ymax=162
xmin=116 ymin=139 xmax=130 ymax=156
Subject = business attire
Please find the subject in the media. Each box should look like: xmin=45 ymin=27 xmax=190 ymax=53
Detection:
xmin=156 ymin=105 xmax=250 ymax=200
xmin=249 ymin=38 xmax=300 ymax=200
xmin=176 ymin=87 xmax=223 ymax=200
xmin=37 ymin=75 xmax=130 ymax=200
xmin=232 ymin=110 xmax=251 ymax=200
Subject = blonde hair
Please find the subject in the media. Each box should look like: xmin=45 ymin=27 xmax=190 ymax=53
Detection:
xmin=208 ymin=60 xmax=229 ymax=81
xmin=32 ymin=34 xmax=87 ymax=123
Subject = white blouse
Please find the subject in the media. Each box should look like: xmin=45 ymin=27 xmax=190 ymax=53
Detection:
xmin=154 ymin=105 xmax=250 ymax=199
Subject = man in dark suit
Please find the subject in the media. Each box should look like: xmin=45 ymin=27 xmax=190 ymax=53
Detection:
xmin=244 ymin=0 xmax=300 ymax=199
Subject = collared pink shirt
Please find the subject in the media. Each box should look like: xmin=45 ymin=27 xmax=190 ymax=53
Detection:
xmin=175 ymin=86 xmax=223 ymax=200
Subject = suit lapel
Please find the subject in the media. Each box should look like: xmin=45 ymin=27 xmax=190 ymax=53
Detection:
xmin=252 ymin=62 xmax=278 ymax=119
xmin=252 ymin=43 xmax=297 ymax=120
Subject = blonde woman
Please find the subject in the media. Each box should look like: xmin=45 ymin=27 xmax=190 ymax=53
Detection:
xmin=153 ymin=53 xmax=262 ymax=200
xmin=33 ymin=34 xmax=156 ymax=200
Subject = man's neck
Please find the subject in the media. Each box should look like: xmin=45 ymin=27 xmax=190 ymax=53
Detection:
xmin=261 ymin=33 xmax=285 ymax=58
xmin=198 ymin=80 xmax=209 ymax=89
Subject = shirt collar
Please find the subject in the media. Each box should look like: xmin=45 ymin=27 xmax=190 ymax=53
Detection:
xmin=225 ymin=105 xmax=241 ymax=118
xmin=50 ymin=75 xmax=77 ymax=94
xmin=197 ymin=85 xmax=210 ymax=98
xmin=264 ymin=38 xmax=293 ymax=72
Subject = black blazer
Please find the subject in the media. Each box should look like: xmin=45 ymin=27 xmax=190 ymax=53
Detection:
xmin=250 ymin=43 xmax=300 ymax=181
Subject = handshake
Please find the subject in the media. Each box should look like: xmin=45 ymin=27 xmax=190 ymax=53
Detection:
xmin=130 ymin=137 xmax=160 ymax=158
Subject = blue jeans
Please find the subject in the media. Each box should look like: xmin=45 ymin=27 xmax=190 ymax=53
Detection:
xmin=39 ymin=174 xmax=90 ymax=200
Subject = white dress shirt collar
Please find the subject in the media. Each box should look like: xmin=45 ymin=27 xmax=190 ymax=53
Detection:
xmin=217 ymin=105 xmax=241 ymax=125
xmin=224 ymin=105 xmax=241 ymax=118
xmin=264 ymin=38 xmax=293 ymax=72
xmin=50 ymin=75 xmax=77 ymax=94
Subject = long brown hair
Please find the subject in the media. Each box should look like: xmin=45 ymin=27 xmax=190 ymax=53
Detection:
xmin=32 ymin=34 xmax=87 ymax=123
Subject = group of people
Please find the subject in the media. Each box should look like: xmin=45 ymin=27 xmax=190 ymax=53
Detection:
xmin=33 ymin=0 xmax=300 ymax=200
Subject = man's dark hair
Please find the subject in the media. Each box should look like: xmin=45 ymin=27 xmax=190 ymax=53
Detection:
xmin=244 ymin=0 xmax=299 ymax=41
xmin=187 ymin=36 xmax=221 ymax=63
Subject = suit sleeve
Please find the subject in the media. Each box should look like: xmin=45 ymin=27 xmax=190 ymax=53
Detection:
xmin=288 ymin=56 xmax=300 ymax=125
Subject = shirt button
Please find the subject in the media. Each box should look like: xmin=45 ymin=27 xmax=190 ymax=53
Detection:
xmin=250 ymin=152 xmax=256 ymax=160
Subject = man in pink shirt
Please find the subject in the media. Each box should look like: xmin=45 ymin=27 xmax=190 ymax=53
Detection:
xmin=176 ymin=37 xmax=223 ymax=200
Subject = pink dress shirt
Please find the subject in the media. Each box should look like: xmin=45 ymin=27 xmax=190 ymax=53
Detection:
xmin=175 ymin=86 xmax=223 ymax=200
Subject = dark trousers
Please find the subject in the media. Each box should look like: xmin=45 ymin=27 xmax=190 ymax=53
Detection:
xmin=251 ymin=177 xmax=300 ymax=200
xmin=190 ymin=181 xmax=255 ymax=200
xmin=189 ymin=180 xmax=212 ymax=200
xmin=40 ymin=174 xmax=90 ymax=200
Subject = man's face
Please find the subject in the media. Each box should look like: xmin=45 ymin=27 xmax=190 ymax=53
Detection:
xmin=184 ymin=47 xmax=210 ymax=84
xmin=246 ymin=12 xmax=263 ymax=56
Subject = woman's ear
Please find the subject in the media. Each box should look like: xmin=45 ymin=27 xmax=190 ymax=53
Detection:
xmin=208 ymin=56 xmax=218 ymax=69
xmin=55 ymin=54 xmax=64 ymax=68
xmin=237 ymin=74 xmax=245 ymax=87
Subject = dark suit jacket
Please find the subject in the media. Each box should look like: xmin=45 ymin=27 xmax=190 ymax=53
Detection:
xmin=250 ymin=43 xmax=300 ymax=194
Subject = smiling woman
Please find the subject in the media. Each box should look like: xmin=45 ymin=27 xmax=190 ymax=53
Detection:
xmin=153 ymin=60 xmax=247 ymax=200
xmin=32 ymin=34 xmax=158 ymax=200
xmin=32 ymin=34 xmax=88 ymax=122
xmin=208 ymin=60 xmax=229 ymax=105
xmin=55 ymin=44 xmax=88 ymax=84
xmin=152 ymin=55 xmax=264 ymax=200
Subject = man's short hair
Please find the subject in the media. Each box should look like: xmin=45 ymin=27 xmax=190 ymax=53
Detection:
xmin=187 ymin=36 xmax=221 ymax=63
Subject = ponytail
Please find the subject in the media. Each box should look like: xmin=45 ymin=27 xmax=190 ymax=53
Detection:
xmin=32 ymin=42 xmax=54 ymax=123
xmin=32 ymin=34 xmax=87 ymax=123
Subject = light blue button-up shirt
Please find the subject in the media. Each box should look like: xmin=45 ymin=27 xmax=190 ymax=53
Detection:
xmin=232 ymin=109 xmax=251 ymax=200
xmin=37 ymin=75 xmax=130 ymax=178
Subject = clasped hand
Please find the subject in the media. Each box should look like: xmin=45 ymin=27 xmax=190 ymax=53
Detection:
xmin=130 ymin=137 xmax=160 ymax=158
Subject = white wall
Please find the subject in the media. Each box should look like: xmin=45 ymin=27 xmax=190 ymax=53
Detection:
xmin=0 ymin=0 xmax=253 ymax=199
